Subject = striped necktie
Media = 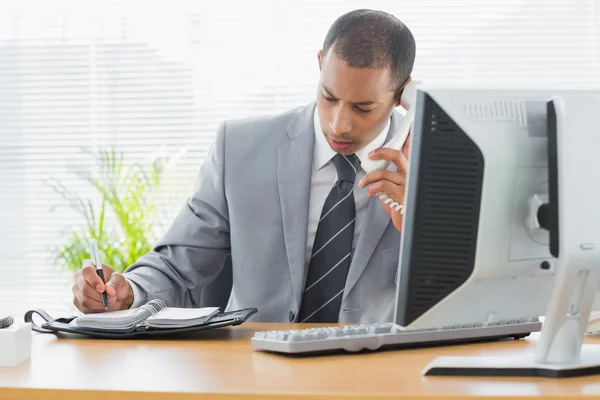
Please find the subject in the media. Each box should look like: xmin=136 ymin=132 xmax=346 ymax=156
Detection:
xmin=299 ymin=153 xmax=360 ymax=322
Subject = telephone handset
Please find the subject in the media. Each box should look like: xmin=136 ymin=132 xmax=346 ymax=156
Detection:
xmin=360 ymin=80 xmax=418 ymax=214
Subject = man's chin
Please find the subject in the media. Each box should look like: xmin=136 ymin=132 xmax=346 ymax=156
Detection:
xmin=332 ymin=148 xmax=354 ymax=156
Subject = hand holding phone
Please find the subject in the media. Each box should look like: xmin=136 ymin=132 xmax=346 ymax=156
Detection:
xmin=358 ymin=79 xmax=418 ymax=231
xmin=360 ymin=79 xmax=417 ymax=176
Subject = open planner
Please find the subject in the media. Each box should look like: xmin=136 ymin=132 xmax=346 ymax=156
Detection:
xmin=24 ymin=300 xmax=257 ymax=339
xmin=70 ymin=300 xmax=220 ymax=332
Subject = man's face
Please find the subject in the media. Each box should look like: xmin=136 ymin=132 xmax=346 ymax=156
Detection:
xmin=316 ymin=49 xmax=400 ymax=156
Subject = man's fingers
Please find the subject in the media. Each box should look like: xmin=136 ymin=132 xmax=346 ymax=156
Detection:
xmin=73 ymin=296 xmax=90 ymax=314
xmin=72 ymin=283 xmax=83 ymax=304
xmin=76 ymin=279 xmax=103 ymax=302
xmin=367 ymin=180 xmax=403 ymax=199
xmin=77 ymin=269 xmax=104 ymax=295
xmin=73 ymin=296 xmax=100 ymax=315
xmin=359 ymin=169 xmax=405 ymax=188
xmin=81 ymin=260 xmax=105 ymax=291
xmin=73 ymin=261 xmax=121 ymax=313
xmin=72 ymin=284 xmax=105 ymax=313
xmin=368 ymin=148 xmax=407 ymax=173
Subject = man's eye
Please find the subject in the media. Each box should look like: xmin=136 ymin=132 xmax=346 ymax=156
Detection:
xmin=356 ymin=107 xmax=373 ymax=113
xmin=323 ymin=95 xmax=336 ymax=103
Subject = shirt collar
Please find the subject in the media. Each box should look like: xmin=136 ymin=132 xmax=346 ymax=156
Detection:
xmin=313 ymin=108 xmax=390 ymax=171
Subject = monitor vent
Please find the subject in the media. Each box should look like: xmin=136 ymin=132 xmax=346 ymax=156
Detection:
xmin=462 ymin=99 xmax=527 ymax=126
xmin=405 ymin=97 xmax=485 ymax=324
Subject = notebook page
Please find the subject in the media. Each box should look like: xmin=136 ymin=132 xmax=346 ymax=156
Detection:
xmin=144 ymin=307 xmax=220 ymax=328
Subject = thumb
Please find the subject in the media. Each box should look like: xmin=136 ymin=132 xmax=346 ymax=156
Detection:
xmin=104 ymin=272 xmax=124 ymax=298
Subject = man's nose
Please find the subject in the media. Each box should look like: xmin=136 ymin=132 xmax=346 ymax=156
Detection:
xmin=330 ymin=106 xmax=352 ymax=136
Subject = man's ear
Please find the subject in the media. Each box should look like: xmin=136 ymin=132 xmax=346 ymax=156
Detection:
xmin=317 ymin=50 xmax=323 ymax=72
xmin=394 ymin=76 xmax=413 ymax=107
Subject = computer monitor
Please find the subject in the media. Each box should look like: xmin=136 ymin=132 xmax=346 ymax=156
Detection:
xmin=394 ymin=87 xmax=600 ymax=377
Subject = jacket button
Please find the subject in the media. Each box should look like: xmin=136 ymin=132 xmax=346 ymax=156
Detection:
xmin=289 ymin=311 xmax=295 ymax=322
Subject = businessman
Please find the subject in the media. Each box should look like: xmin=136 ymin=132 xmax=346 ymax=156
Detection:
xmin=72 ymin=9 xmax=416 ymax=323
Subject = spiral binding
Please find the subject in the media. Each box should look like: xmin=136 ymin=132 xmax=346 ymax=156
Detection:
xmin=138 ymin=299 xmax=167 ymax=317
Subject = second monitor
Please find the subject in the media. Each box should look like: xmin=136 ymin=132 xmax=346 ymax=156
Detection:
xmin=396 ymin=86 xmax=600 ymax=377
xmin=395 ymin=87 xmax=563 ymax=328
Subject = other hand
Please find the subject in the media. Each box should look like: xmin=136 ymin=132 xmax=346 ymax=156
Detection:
xmin=358 ymin=134 xmax=410 ymax=232
xmin=72 ymin=261 xmax=134 ymax=313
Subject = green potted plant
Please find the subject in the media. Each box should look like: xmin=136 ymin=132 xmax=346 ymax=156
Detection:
xmin=47 ymin=146 xmax=189 ymax=273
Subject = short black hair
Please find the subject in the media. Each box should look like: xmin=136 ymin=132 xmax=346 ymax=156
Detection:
xmin=322 ymin=9 xmax=416 ymax=99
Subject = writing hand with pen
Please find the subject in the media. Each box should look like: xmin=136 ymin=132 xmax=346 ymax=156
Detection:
xmin=71 ymin=240 xmax=135 ymax=314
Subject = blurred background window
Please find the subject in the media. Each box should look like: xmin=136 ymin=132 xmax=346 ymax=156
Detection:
xmin=1 ymin=0 xmax=598 ymax=317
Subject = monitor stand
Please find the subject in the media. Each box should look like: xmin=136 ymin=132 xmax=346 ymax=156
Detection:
xmin=422 ymin=95 xmax=600 ymax=378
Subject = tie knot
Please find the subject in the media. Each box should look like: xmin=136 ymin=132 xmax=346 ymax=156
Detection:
xmin=333 ymin=154 xmax=360 ymax=183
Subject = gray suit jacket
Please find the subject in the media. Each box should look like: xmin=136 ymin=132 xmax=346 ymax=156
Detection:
xmin=124 ymin=101 xmax=402 ymax=323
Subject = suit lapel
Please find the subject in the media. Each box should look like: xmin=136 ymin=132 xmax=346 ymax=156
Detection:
xmin=344 ymin=110 xmax=403 ymax=298
xmin=278 ymin=103 xmax=315 ymax=310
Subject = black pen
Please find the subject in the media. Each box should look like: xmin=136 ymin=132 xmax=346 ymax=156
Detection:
xmin=90 ymin=239 xmax=108 ymax=310
xmin=0 ymin=316 xmax=14 ymax=329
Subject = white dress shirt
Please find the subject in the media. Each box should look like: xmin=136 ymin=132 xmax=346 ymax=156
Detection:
xmin=305 ymin=109 xmax=390 ymax=267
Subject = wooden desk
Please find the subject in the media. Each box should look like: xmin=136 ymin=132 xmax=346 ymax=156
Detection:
xmin=1 ymin=323 xmax=600 ymax=399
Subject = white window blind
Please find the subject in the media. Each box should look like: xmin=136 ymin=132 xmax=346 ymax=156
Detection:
xmin=1 ymin=0 xmax=598 ymax=319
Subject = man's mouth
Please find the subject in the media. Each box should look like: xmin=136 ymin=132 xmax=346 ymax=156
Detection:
xmin=329 ymin=137 xmax=354 ymax=151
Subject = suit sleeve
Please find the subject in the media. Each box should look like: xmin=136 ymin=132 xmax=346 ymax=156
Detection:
xmin=122 ymin=121 xmax=230 ymax=308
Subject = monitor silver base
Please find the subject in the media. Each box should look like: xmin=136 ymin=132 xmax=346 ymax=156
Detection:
xmin=422 ymin=344 xmax=600 ymax=378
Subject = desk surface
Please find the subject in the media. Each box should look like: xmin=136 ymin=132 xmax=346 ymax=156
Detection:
xmin=1 ymin=323 xmax=600 ymax=399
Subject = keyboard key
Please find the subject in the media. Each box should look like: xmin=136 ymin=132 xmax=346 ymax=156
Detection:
xmin=265 ymin=331 xmax=280 ymax=340
xmin=314 ymin=331 xmax=328 ymax=340
xmin=288 ymin=333 xmax=303 ymax=342
xmin=326 ymin=327 xmax=341 ymax=336
xmin=370 ymin=324 xmax=393 ymax=334
xmin=355 ymin=327 xmax=368 ymax=335
xmin=332 ymin=329 xmax=346 ymax=338
xmin=343 ymin=326 xmax=357 ymax=335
